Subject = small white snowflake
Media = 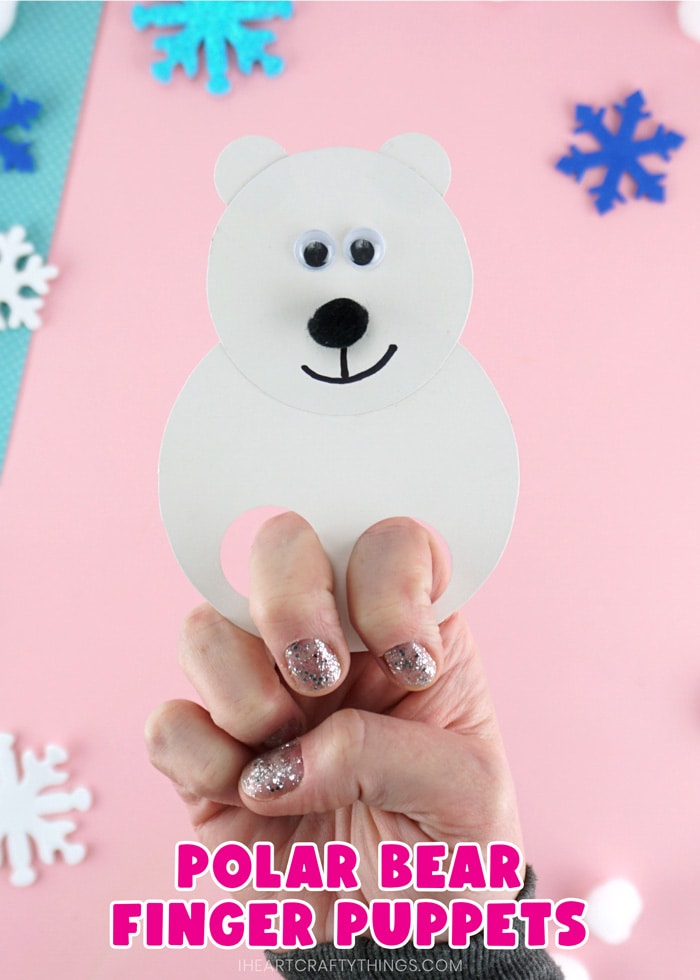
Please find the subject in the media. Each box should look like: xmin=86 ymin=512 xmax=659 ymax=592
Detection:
xmin=0 ymin=225 xmax=58 ymax=331
xmin=0 ymin=731 xmax=92 ymax=887
xmin=0 ymin=2 xmax=19 ymax=42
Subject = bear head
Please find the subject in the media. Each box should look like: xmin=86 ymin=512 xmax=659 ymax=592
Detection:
xmin=208 ymin=134 xmax=473 ymax=416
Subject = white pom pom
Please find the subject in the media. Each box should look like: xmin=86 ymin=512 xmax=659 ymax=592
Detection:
xmin=551 ymin=953 xmax=591 ymax=980
xmin=585 ymin=877 xmax=643 ymax=944
xmin=679 ymin=0 xmax=700 ymax=41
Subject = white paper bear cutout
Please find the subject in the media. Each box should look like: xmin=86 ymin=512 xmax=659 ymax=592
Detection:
xmin=159 ymin=135 xmax=519 ymax=644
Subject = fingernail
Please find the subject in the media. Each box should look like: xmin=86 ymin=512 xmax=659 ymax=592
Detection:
xmin=262 ymin=717 xmax=305 ymax=750
xmin=240 ymin=740 xmax=304 ymax=800
xmin=382 ymin=642 xmax=437 ymax=688
xmin=284 ymin=638 xmax=341 ymax=692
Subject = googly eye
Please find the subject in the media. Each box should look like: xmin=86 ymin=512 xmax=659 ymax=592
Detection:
xmin=294 ymin=230 xmax=335 ymax=270
xmin=344 ymin=228 xmax=385 ymax=268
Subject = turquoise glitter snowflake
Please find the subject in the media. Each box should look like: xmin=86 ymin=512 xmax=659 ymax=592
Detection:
xmin=556 ymin=90 xmax=685 ymax=215
xmin=132 ymin=1 xmax=293 ymax=95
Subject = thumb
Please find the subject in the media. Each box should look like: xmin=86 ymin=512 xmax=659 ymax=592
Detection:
xmin=238 ymin=708 xmax=501 ymax=833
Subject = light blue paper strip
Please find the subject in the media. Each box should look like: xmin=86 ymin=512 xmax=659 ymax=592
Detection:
xmin=0 ymin=1 xmax=102 ymax=477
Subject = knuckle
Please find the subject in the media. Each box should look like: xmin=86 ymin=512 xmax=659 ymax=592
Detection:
xmin=187 ymin=758 xmax=228 ymax=801
xmin=365 ymin=516 xmax=419 ymax=535
xmin=328 ymin=708 xmax=367 ymax=764
xmin=250 ymin=589 xmax=335 ymax=638
xmin=326 ymin=709 xmax=387 ymax=807
xmin=144 ymin=700 xmax=183 ymax=764
xmin=362 ymin=516 xmax=429 ymax=549
xmin=247 ymin=591 xmax=288 ymax=630
xmin=255 ymin=511 xmax=309 ymax=548
xmin=178 ymin=604 xmax=226 ymax=668
xmin=355 ymin=594 xmax=420 ymax=639
xmin=210 ymin=696 xmax=279 ymax=744
xmin=350 ymin=520 xmax=435 ymax=620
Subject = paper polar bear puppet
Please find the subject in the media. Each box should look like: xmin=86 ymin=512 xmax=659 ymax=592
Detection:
xmin=159 ymin=134 xmax=519 ymax=644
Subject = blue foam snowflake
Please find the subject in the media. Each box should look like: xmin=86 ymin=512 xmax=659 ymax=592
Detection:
xmin=132 ymin=1 xmax=293 ymax=95
xmin=0 ymin=83 xmax=42 ymax=172
xmin=556 ymin=90 xmax=685 ymax=214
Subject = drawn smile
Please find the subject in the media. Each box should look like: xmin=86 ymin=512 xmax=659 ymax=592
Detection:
xmin=301 ymin=344 xmax=398 ymax=385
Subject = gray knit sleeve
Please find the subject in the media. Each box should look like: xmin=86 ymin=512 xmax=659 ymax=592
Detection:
xmin=266 ymin=867 xmax=564 ymax=980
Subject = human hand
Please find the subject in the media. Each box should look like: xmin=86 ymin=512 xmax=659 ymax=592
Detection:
xmin=146 ymin=513 xmax=524 ymax=943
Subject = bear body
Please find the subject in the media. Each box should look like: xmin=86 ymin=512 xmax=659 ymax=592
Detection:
xmin=159 ymin=135 xmax=519 ymax=643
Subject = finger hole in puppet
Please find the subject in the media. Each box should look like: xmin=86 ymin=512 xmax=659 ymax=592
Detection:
xmin=220 ymin=505 xmax=290 ymax=597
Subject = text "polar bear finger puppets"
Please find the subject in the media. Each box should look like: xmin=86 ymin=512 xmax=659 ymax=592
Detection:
xmin=159 ymin=134 xmax=519 ymax=644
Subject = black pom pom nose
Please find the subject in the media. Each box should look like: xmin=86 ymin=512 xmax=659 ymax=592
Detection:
xmin=307 ymin=298 xmax=369 ymax=348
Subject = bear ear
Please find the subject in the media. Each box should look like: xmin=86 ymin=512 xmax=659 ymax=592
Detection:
xmin=214 ymin=136 xmax=287 ymax=204
xmin=380 ymin=133 xmax=451 ymax=196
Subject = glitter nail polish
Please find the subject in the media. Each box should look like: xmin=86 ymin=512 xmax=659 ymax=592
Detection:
xmin=284 ymin=638 xmax=341 ymax=691
xmin=241 ymin=740 xmax=303 ymax=799
xmin=382 ymin=642 xmax=437 ymax=688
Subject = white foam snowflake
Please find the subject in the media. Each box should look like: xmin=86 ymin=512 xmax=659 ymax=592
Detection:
xmin=0 ymin=225 xmax=58 ymax=331
xmin=0 ymin=732 xmax=92 ymax=886
xmin=0 ymin=2 xmax=19 ymax=41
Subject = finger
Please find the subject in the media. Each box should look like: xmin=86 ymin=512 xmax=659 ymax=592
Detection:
xmin=178 ymin=604 xmax=306 ymax=748
xmin=346 ymin=518 xmax=447 ymax=689
xmin=248 ymin=512 xmax=350 ymax=696
xmin=146 ymin=699 xmax=253 ymax=809
xmin=238 ymin=708 xmax=521 ymax=847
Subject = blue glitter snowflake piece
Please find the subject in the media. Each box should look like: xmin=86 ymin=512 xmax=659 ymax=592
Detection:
xmin=556 ymin=90 xmax=685 ymax=215
xmin=0 ymin=83 xmax=42 ymax=172
xmin=132 ymin=1 xmax=293 ymax=95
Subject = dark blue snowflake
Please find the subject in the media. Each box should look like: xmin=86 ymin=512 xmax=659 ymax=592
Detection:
xmin=556 ymin=90 xmax=685 ymax=215
xmin=132 ymin=1 xmax=293 ymax=96
xmin=0 ymin=83 xmax=42 ymax=172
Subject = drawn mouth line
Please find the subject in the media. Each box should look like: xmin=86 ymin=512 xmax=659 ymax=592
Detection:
xmin=301 ymin=344 xmax=398 ymax=385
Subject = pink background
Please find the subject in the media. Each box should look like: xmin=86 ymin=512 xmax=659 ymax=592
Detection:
xmin=2 ymin=2 xmax=699 ymax=977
